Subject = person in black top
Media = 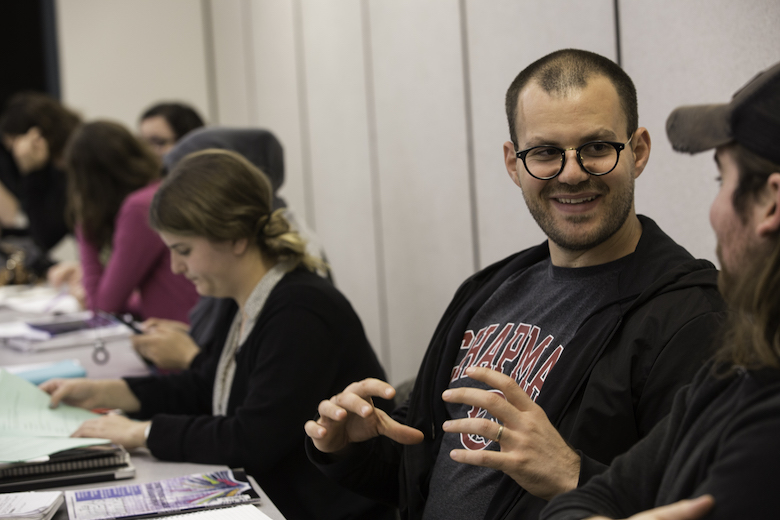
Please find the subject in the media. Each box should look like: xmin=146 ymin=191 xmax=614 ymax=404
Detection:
xmin=541 ymin=60 xmax=780 ymax=520
xmin=42 ymin=150 xmax=395 ymax=520
xmin=0 ymin=92 xmax=79 ymax=253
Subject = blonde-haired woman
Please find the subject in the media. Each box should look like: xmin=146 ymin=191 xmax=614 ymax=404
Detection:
xmin=42 ymin=150 xmax=394 ymax=520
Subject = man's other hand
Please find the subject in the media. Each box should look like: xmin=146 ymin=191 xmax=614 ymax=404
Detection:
xmin=305 ymin=378 xmax=424 ymax=454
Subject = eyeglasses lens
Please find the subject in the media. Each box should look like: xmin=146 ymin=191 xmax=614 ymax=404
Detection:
xmin=525 ymin=143 xmax=619 ymax=179
xmin=525 ymin=147 xmax=564 ymax=179
xmin=578 ymin=143 xmax=619 ymax=175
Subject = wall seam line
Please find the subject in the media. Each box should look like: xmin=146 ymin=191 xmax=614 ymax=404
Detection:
xmin=200 ymin=0 xmax=219 ymax=124
xmin=613 ymin=0 xmax=622 ymax=66
xmin=360 ymin=0 xmax=392 ymax=380
xmin=241 ymin=0 xmax=259 ymax=124
xmin=292 ymin=0 xmax=316 ymax=231
xmin=458 ymin=0 xmax=481 ymax=272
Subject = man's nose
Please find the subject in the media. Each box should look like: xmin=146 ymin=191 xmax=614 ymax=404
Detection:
xmin=556 ymin=150 xmax=590 ymax=185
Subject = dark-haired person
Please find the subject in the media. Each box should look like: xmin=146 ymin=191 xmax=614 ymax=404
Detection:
xmin=42 ymin=149 xmax=395 ymax=520
xmin=305 ymin=49 xmax=728 ymax=520
xmin=540 ymin=60 xmax=780 ymax=520
xmin=0 ymin=92 xmax=80 ymax=254
xmin=138 ymin=101 xmax=205 ymax=159
xmin=64 ymin=121 xmax=198 ymax=322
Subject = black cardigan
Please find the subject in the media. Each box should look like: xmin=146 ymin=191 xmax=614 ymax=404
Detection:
xmin=126 ymin=268 xmax=395 ymax=520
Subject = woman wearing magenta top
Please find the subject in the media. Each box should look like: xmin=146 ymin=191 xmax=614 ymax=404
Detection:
xmin=64 ymin=121 xmax=198 ymax=322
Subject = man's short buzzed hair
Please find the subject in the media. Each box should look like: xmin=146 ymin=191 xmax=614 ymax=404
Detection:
xmin=505 ymin=49 xmax=638 ymax=147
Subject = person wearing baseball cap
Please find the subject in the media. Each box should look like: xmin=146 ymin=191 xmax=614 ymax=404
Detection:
xmin=541 ymin=61 xmax=780 ymax=520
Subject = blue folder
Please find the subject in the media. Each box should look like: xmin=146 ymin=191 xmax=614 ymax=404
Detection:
xmin=14 ymin=360 xmax=87 ymax=385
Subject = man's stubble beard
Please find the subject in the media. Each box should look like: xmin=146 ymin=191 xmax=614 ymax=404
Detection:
xmin=521 ymin=174 xmax=635 ymax=252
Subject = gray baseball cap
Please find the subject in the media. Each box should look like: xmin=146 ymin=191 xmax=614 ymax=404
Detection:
xmin=666 ymin=61 xmax=780 ymax=164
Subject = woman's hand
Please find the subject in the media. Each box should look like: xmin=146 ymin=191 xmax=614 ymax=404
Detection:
xmin=47 ymin=261 xmax=86 ymax=308
xmin=132 ymin=320 xmax=199 ymax=370
xmin=73 ymin=414 xmax=150 ymax=450
xmin=40 ymin=378 xmax=142 ymax=413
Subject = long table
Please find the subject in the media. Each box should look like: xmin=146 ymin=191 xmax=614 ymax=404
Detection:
xmin=0 ymin=304 xmax=286 ymax=519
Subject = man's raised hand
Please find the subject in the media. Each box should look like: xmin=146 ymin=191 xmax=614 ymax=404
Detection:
xmin=305 ymin=378 xmax=424 ymax=453
xmin=442 ymin=366 xmax=580 ymax=501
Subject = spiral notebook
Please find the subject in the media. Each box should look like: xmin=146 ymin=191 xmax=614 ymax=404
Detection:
xmin=0 ymin=444 xmax=135 ymax=492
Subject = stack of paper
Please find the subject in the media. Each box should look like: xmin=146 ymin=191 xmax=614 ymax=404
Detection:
xmin=0 ymin=490 xmax=63 ymax=520
xmin=0 ymin=311 xmax=132 ymax=352
xmin=0 ymin=370 xmax=135 ymax=491
xmin=0 ymin=368 xmax=105 ymax=465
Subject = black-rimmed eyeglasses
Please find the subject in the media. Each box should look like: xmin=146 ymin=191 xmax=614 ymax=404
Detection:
xmin=515 ymin=135 xmax=633 ymax=180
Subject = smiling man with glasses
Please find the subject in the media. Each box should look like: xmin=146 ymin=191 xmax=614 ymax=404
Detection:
xmin=307 ymin=49 xmax=727 ymax=520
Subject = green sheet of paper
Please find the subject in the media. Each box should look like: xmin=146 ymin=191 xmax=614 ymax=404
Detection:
xmin=0 ymin=369 xmax=106 ymax=462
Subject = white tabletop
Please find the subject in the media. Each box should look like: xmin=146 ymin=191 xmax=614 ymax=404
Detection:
xmin=0 ymin=298 xmax=285 ymax=520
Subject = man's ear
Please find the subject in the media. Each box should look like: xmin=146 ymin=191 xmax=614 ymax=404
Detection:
xmin=756 ymin=172 xmax=780 ymax=237
xmin=504 ymin=141 xmax=522 ymax=188
xmin=629 ymin=127 xmax=651 ymax=179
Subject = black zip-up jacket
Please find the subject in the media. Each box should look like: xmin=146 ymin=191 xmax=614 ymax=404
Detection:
xmin=308 ymin=216 xmax=728 ymax=519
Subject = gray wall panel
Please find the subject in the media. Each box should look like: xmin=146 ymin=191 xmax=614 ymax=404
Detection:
xmin=57 ymin=0 xmax=209 ymax=128
xmin=368 ymin=0 xmax=474 ymax=381
xmin=248 ymin=0 xmax=310 ymax=228
xmin=55 ymin=0 xmax=780 ymax=387
xmin=466 ymin=0 xmax=617 ymax=268
xmin=209 ymin=0 xmax=252 ymax=126
xmin=620 ymin=0 xmax=780 ymax=264
xmin=298 ymin=0 xmax=387 ymax=372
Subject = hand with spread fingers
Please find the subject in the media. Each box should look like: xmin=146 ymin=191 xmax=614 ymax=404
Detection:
xmin=305 ymin=378 xmax=425 ymax=454
xmin=586 ymin=495 xmax=714 ymax=520
xmin=441 ymin=366 xmax=580 ymax=501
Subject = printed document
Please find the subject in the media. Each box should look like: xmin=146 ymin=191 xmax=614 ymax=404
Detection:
xmin=65 ymin=469 xmax=260 ymax=520
xmin=0 ymin=369 xmax=105 ymax=463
